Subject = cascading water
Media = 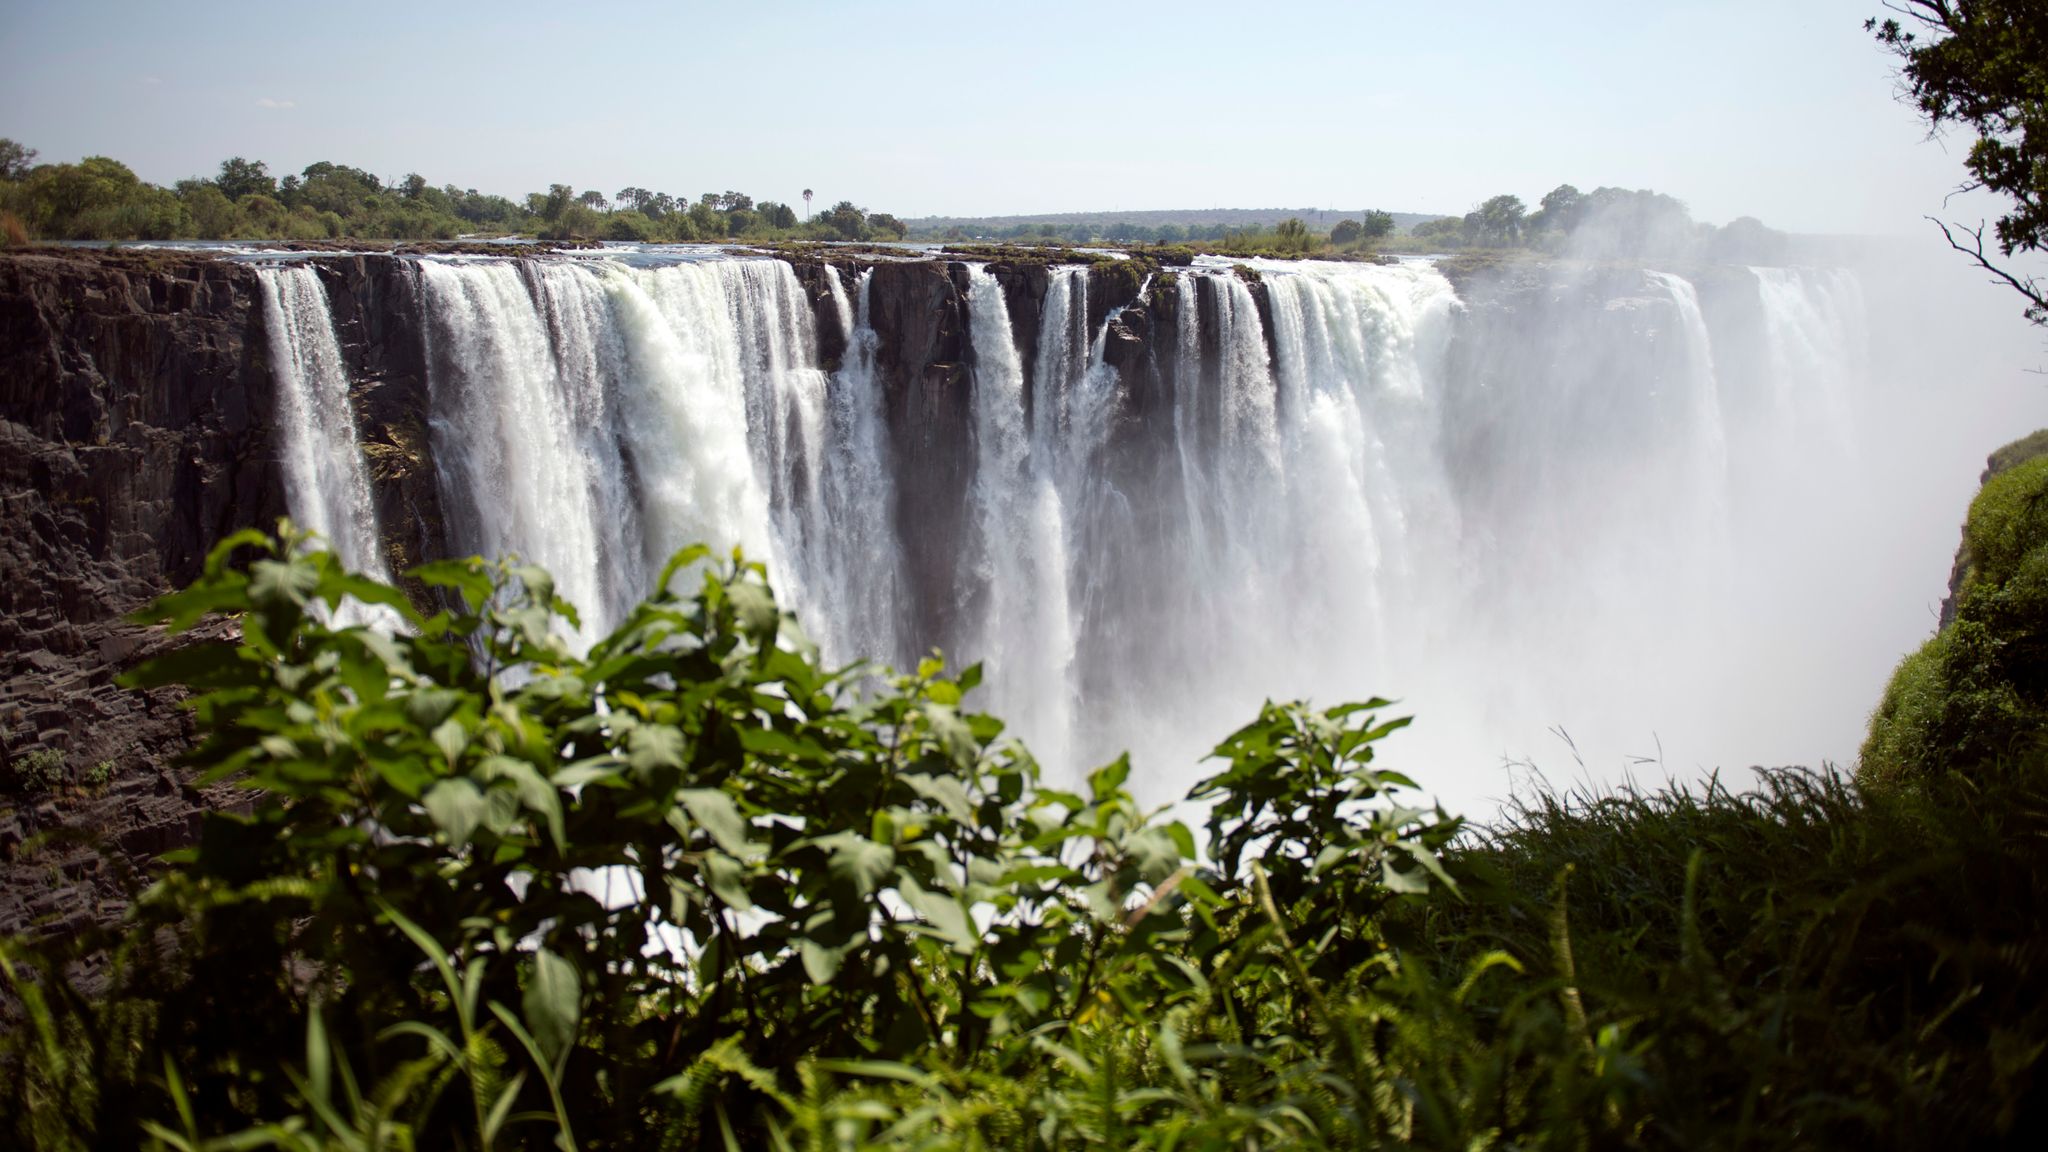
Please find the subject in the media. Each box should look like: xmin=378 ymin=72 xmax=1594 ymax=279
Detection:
xmin=961 ymin=264 xmax=1077 ymax=769
xmin=257 ymin=264 xmax=395 ymax=627
xmin=1750 ymin=266 xmax=1866 ymax=451
xmin=273 ymin=247 xmax=1948 ymax=812
xmin=813 ymin=266 xmax=905 ymax=668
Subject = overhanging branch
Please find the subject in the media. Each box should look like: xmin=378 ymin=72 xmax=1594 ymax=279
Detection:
xmin=1931 ymin=216 xmax=2048 ymax=326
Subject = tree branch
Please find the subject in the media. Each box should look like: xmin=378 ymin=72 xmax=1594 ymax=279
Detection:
xmin=1931 ymin=216 xmax=2048 ymax=326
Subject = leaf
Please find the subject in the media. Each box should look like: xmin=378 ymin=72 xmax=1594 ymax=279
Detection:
xmin=801 ymin=938 xmax=852 ymax=984
xmin=679 ymin=789 xmax=755 ymax=856
xmin=410 ymin=558 xmax=496 ymax=612
xmin=921 ymin=704 xmax=979 ymax=767
xmin=627 ymin=724 xmax=687 ymax=775
xmin=726 ymin=581 xmax=779 ymax=642
xmin=816 ymin=831 xmax=895 ymax=898
xmin=408 ymin=688 xmax=467 ymax=731
xmin=552 ymin=761 xmax=624 ymax=789
xmin=314 ymin=567 xmax=424 ymax=629
xmin=431 ymin=719 xmax=468 ymax=767
xmin=118 ymin=640 xmax=249 ymax=691
xmin=701 ymin=851 xmax=754 ymax=910
xmin=128 ymin=578 xmax=250 ymax=634
xmin=653 ymin=543 xmax=713 ymax=598
xmin=249 ymin=557 xmax=320 ymax=610
xmin=1125 ymin=826 xmax=1185 ymax=885
xmin=1383 ymin=854 xmax=1430 ymax=894
xmin=899 ymin=875 xmax=977 ymax=953
xmin=737 ymin=724 xmax=828 ymax=764
xmin=370 ymin=750 xmax=437 ymax=799
xmin=1088 ymin=754 xmax=1132 ymax=802
xmin=509 ymin=564 xmax=556 ymax=612
xmin=479 ymin=756 xmax=565 ymax=851
xmin=902 ymin=772 xmax=976 ymax=826
xmin=523 ymin=949 xmax=581 ymax=1067
xmin=422 ymin=778 xmax=485 ymax=846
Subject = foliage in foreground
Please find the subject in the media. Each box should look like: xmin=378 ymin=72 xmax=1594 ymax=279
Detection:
xmin=3 ymin=527 xmax=2046 ymax=1149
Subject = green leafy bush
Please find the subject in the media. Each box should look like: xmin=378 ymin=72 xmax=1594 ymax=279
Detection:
xmin=1 ymin=526 xmax=1457 ymax=1148
xmin=7 ymin=524 xmax=2047 ymax=1149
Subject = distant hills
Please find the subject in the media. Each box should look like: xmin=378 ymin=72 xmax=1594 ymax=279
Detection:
xmin=905 ymin=207 xmax=1445 ymax=238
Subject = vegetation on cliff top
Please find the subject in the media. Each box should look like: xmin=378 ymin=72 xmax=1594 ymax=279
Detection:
xmin=0 ymin=143 xmax=907 ymax=245
xmin=1862 ymin=433 xmax=2048 ymax=791
xmin=3 ymin=524 xmax=2045 ymax=1149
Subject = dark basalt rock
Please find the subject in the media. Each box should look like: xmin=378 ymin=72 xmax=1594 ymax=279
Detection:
xmin=307 ymin=255 xmax=450 ymax=601
xmin=868 ymin=260 xmax=975 ymax=658
xmin=0 ymin=249 xmax=276 ymax=938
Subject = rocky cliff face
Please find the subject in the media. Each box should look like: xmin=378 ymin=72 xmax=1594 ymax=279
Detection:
xmin=0 ymin=250 xmax=273 ymax=937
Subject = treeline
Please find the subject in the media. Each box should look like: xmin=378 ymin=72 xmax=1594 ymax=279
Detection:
xmin=0 ymin=139 xmax=906 ymax=244
xmin=1403 ymin=183 xmax=1791 ymax=261
xmin=923 ymin=209 xmax=1398 ymax=249
xmin=919 ymin=184 xmax=1790 ymax=265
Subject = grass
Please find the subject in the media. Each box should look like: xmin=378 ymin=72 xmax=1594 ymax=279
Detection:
xmin=1414 ymin=756 xmax=2048 ymax=1145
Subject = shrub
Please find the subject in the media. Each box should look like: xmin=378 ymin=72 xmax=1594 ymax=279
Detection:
xmin=0 ymin=525 xmax=1454 ymax=1148
xmin=2 ymin=748 xmax=66 ymax=793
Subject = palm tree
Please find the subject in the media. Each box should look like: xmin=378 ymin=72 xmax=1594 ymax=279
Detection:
xmin=802 ymin=189 xmax=813 ymax=221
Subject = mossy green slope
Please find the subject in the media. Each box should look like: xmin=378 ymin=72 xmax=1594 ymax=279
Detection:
xmin=1862 ymin=433 xmax=2048 ymax=789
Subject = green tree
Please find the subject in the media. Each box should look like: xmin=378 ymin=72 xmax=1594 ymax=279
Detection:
xmin=214 ymin=156 xmax=274 ymax=201
xmin=541 ymin=182 xmax=574 ymax=222
xmin=0 ymin=138 xmax=36 ymax=181
xmin=1528 ymin=183 xmax=1584 ymax=237
xmin=1274 ymin=215 xmax=1317 ymax=253
xmin=820 ymin=199 xmax=867 ymax=239
xmin=867 ymin=211 xmax=907 ymax=239
xmin=175 ymin=180 xmax=237 ymax=238
xmin=1873 ymin=0 xmax=2048 ymax=323
xmin=1413 ymin=215 xmax=1465 ymax=246
xmin=1329 ymin=218 xmax=1363 ymax=246
xmin=1359 ymin=209 xmax=1396 ymax=240
xmin=1463 ymin=194 xmax=1526 ymax=247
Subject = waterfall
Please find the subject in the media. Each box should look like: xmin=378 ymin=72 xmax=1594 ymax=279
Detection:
xmin=812 ymin=266 xmax=905 ymax=668
xmin=271 ymin=249 xmax=1900 ymax=811
xmin=257 ymin=264 xmax=394 ymax=622
xmin=417 ymin=257 xmax=841 ymax=648
xmin=1750 ymin=266 xmax=1866 ymax=450
xmin=417 ymin=259 xmax=615 ymax=648
xmin=962 ymin=264 xmax=1076 ymax=768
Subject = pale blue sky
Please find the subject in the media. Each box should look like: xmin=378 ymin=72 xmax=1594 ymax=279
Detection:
xmin=0 ymin=0 xmax=1995 ymax=233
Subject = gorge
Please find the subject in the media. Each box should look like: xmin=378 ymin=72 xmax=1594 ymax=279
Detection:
xmin=1 ymin=241 xmax=2034 ymax=841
